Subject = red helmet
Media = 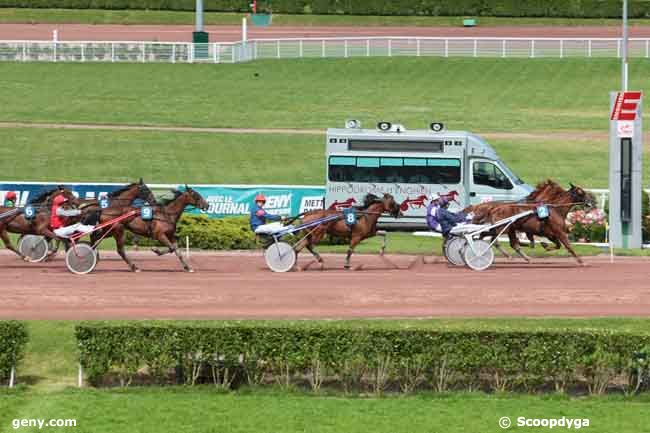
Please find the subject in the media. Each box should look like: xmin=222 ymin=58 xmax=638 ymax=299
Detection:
xmin=5 ymin=191 xmax=16 ymax=201
xmin=52 ymin=195 xmax=68 ymax=206
xmin=255 ymin=194 xmax=266 ymax=203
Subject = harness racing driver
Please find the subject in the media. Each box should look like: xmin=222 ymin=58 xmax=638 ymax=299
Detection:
xmin=426 ymin=194 xmax=473 ymax=237
xmin=50 ymin=194 xmax=95 ymax=238
xmin=249 ymin=194 xmax=285 ymax=234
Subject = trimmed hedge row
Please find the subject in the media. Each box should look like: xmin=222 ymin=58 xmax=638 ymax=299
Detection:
xmin=0 ymin=321 xmax=28 ymax=382
xmin=76 ymin=323 xmax=650 ymax=394
xmin=3 ymin=0 xmax=650 ymax=18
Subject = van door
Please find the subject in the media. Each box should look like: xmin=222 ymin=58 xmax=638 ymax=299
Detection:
xmin=469 ymin=159 xmax=516 ymax=204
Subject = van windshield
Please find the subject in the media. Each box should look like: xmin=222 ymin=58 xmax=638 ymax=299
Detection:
xmin=499 ymin=163 xmax=524 ymax=185
xmin=328 ymin=156 xmax=461 ymax=184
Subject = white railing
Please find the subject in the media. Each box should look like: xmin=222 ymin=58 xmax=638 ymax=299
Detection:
xmin=1 ymin=37 xmax=650 ymax=63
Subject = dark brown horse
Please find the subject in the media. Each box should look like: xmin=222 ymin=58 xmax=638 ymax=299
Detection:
xmin=474 ymin=183 xmax=596 ymax=265
xmin=0 ymin=186 xmax=79 ymax=259
xmin=295 ymin=193 xmax=402 ymax=269
xmin=96 ymin=186 xmax=208 ymax=272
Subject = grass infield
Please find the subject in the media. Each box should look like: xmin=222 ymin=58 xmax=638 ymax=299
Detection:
xmin=0 ymin=58 xmax=646 ymax=132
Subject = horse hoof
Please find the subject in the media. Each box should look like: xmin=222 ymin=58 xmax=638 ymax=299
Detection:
xmin=187 ymin=268 xmax=195 ymax=273
xmin=133 ymin=268 xmax=141 ymax=273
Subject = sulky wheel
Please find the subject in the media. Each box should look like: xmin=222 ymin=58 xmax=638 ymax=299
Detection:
xmin=462 ymin=239 xmax=494 ymax=271
xmin=444 ymin=236 xmax=467 ymax=267
xmin=264 ymin=241 xmax=297 ymax=273
xmin=18 ymin=235 xmax=49 ymax=263
xmin=65 ymin=242 xmax=98 ymax=275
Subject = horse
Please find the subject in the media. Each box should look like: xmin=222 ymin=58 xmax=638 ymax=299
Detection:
xmin=96 ymin=186 xmax=208 ymax=272
xmin=464 ymin=180 xmax=566 ymax=258
xmin=0 ymin=186 xmax=79 ymax=259
xmin=473 ymin=183 xmax=596 ymax=265
xmin=295 ymin=193 xmax=402 ymax=270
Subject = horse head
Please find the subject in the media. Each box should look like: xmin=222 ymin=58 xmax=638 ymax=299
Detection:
xmin=184 ymin=185 xmax=209 ymax=211
xmin=568 ymin=183 xmax=596 ymax=208
xmin=382 ymin=193 xmax=402 ymax=218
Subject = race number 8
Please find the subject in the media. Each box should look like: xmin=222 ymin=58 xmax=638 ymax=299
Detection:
xmin=346 ymin=213 xmax=355 ymax=223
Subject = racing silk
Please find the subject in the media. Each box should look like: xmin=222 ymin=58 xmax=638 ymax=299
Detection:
xmin=50 ymin=205 xmax=81 ymax=229
xmin=3 ymin=199 xmax=15 ymax=207
xmin=437 ymin=207 xmax=469 ymax=236
xmin=249 ymin=204 xmax=281 ymax=231
xmin=427 ymin=202 xmax=468 ymax=235
xmin=426 ymin=202 xmax=441 ymax=232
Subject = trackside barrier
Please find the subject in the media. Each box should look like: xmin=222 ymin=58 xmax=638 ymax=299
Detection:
xmin=2 ymin=37 xmax=650 ymax=63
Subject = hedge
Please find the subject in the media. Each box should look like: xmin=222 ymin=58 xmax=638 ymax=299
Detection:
xmin=76 ymin=322 xmax=650 ymax=394
xmin=0 ymin=321 xmax=28 ymax=383
xmin=2 ymin=0 xmax=650 ymax=18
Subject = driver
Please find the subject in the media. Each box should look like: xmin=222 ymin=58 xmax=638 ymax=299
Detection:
xmin=250 ymin=194 xmax=284 ymax=234
xmin=50 ymin=195 xmax=95 ymax=238
xmin=426 ymin=194 xmax=472 ymax=237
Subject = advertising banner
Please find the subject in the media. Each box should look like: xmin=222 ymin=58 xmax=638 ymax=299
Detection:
xmin=0 ymin=182 xmax=325 ymax=218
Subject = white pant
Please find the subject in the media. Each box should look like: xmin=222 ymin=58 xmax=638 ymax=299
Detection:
xmin=54 ymin=223 xmax=95 ymax=238
xmin=255 ymin=222 xmax=291 ymax=235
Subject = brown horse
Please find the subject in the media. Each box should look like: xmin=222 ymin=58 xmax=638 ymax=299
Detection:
xmin=465 ymin=180 xmax=568 ymax=258
xmin=97 ymin=186 xmax=208 ymax=272
xmin=295 ymin=193 xmax=402 ymax=270
xmin=0 ymin=186 xmax=79 ymax=259
xmin=474 ymin=183 xmax=596 ymax=265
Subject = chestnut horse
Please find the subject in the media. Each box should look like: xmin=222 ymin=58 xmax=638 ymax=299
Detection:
xmin=473 ymin=183 xmax=595 ymax=264
xmin=295 ymin=193 xmax=402 ymax=269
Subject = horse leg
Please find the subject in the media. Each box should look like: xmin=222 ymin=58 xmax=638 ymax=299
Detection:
xmin=152 ymin=245 xmax=173 ymax=256
xmin=344 ymin=234 xmax=362 ymax=270
xmin=114 ymin=227 xmax=140 ymax=272
xmin=491 ymin=235 xmax=512 ymax=259
xmin=508 ymin=230 xmax=531 ymax=263
xmin=527 ymin=233 xmax=536 ymax=249
xmin=556 ymin=231 xmax=584 ymax=266
xmin=0 ymin=230 xmax=23 ymax=258
xmin=158 ymin=233 xmax=193 ymax=272
xmin=299 ymin=229 xmax=326 ymax=271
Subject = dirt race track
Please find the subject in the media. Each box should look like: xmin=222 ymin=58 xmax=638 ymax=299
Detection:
xmin=3 ymin=23 xmax=650 ymax=42
xmin=1 ymin=250 xmax=649 ymax=319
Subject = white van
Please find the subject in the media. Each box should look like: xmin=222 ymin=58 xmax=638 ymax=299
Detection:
xmin=325 ymin=121 xmax=533 ymax=226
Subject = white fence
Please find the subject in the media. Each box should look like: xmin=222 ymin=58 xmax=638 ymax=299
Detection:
xmin=2 ymin=37 xmax=650 ymax=63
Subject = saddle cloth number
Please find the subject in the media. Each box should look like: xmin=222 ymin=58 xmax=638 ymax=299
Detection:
xmin=141 ymin=206 xmax=153 ymax=221
xmin=99 ymin=198 xmax=110 ymax=209
xmin=536 ymin=205 xmax=550 ymax=219
xmin=343 ymin=208 xmax=356 ymax=226
xmin=24 ymin=206 xmax=36 ymax=219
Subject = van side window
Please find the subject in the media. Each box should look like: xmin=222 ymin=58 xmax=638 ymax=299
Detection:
xmin=328 ymin=157 xmax=461 ymax=184
xmin=473 ymin=161 xmax=513 ymax=190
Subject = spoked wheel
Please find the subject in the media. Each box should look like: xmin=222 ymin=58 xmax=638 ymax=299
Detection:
xmin=264 ymin=241 xmax=296 ymax=273
xmin=444 ymin=236 xmax=467 ymax=267
xmin=462 ymin=239 xmax=494 ymax=271
xmin=18 ymin=235 xmax=49 ymax=263
xmin=65 ymin=242 xmax=98 ymax=275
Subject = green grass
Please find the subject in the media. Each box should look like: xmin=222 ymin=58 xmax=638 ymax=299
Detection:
xmin=3 ymin=8 xmax=650 ymax=26
xmin=0 ymin=58 xmax=645 ymax=132
xmin=0 ymin=127 xmax=643 ymax=188
xmin=2 ymin=387 xmax=649 ymax=433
